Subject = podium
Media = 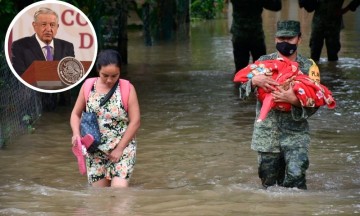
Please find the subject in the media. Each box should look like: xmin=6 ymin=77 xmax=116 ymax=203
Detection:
xmin=21 ymin=61 xmax=92 ymax=90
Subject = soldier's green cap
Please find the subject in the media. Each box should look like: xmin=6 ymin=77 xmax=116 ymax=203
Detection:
xmin=275 ymin=20 xmax=301 ymax=37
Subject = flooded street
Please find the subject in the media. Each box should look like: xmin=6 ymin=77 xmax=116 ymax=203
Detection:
xmin=1 ymin=5 xmax=360 ymax=216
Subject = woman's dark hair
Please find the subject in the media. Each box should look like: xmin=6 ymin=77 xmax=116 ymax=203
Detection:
xmin=95 ymin=49 xmax=122 ymax=71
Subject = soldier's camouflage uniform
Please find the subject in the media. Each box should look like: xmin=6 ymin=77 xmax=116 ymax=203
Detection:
xmin=230 ymin=0 xmax=281 ymax=72
xmin=300 ymin=0 xmax=360 ymax=61
xmin=239 ymin=52 xmax=318 ymax=189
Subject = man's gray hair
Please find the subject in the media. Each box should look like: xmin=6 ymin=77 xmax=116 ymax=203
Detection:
xmin=33 ymin=7 xmax=59 ymax=23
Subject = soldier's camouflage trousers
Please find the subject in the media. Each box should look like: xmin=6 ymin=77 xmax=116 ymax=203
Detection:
xmin=257 ymin=147 xmax=309 ymax=189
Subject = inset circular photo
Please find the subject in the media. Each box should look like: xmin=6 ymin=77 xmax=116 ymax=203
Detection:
xmin=4 ymin=0 xmax=98 ymax=93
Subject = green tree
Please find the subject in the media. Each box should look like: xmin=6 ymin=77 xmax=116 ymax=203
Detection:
xmin=0 ymin=0 xmax=17 ymax=47
xmin=190 ymin=0 xmax=224 ymax=20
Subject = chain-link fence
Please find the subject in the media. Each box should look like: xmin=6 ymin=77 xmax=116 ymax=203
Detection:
xmin=0 ymin=50 xmax=42 ymax=148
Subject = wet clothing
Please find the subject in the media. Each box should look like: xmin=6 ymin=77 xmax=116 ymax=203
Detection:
xmin=230 ymin=0 xmax=281 ymax=72
xmin=85 ymin=79 xmax=136 ymax=184
xmin=301 ymin=0 xmax=360 ymax=61
xmin=258 ymin=148 xmax=309 ymax=189
xmin=239 ymin=52 xmax=318 ymax=189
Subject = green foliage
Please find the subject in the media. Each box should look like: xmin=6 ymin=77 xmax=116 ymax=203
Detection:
xmin=0 ymin=0 xmax=17 ymax=47
xmin=0 ymin=51 xmax=10 ymax=90
xmin=0 ymin=125 xmax=11 ymax=148
xmin=22 ymin=114 xmax=36 ymax=134
xmin=190 ymin=0 xmax=224 ymax=20
xmin=0 ymin=80 xmax=6 ymax=88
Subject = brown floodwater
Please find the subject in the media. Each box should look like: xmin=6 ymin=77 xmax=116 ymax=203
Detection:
xmin=1 ymin=3 xmax=359 ymax=215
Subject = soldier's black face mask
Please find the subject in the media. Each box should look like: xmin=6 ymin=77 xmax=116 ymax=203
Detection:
xmin=276 ymin=42 xmax=297 ymax=56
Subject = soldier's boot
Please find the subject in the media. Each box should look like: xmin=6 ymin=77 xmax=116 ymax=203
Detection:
xmin=259 ymin=168 xmax=277 ymax=188
xmin=282 ymin=168 xmax=307 ymax=189
xmin=258 ymin=152 xmax=282 ymax=188
xmin=282 ymin=148 xmax=309 ymax=189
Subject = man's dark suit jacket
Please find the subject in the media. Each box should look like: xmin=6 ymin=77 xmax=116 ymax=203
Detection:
xmin=11 ymin=34 xmax=75 ymax=75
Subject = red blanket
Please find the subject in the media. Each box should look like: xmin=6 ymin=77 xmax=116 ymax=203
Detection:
xmin=233 ymin=58 xmax=336 ymax=122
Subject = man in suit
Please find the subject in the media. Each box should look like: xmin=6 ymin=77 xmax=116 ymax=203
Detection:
xmin=11 ymin=7 xmax=75 ymax=76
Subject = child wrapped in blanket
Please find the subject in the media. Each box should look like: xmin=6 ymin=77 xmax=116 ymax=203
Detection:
xmin=233 ymin=57 xmax=336 ymax=122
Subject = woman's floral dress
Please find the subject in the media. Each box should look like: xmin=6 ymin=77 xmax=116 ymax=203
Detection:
xmin=85 ymin=79 xmax=136 ymax=184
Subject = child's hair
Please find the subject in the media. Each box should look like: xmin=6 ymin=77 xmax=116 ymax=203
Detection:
xmin=95 ymin=49 xmax=122 ymax=71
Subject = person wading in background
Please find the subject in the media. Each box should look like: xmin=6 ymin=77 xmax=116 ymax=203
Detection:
xmin=229 ymin=0 xmax=282 ymax=73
